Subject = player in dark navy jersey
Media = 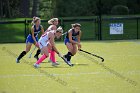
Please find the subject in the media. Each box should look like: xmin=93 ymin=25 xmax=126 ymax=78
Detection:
xmin=16 ymin=17 xmax=44 ymax=63
xmin=64 ymin=23 xmax=82 ymax=65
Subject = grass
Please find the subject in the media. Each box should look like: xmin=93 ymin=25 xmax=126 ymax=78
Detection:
xmin=0 ymin=40 xmax=140 ymax=93
xmin=0 ymin=23 xmax=25 ymax=43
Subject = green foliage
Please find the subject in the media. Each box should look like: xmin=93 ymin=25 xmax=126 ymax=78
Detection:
xmin=53 ymin=0 xmax=97 ymax=17
xmin=39 ymin=0 xmax=53 ymax=18
xmin=111 ymin=5 xmax=129 ymax=15
xmin=0 ymin=0 xmax=140 ymax=18
xmin=127 ymin=0 xmax=140 ymax=14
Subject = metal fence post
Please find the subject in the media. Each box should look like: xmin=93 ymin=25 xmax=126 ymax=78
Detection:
xmin=98 ymin=0 xmax=102 ymax=40
xmin=94 ymin=18 xmax=98 ymax=40
xmin=137 ymin=18 xmax=139 ymax=39
xmin=25 ymin=19 xmax=27 ymax=42
xmin=60 ymin=18 xmax=65 ymax=40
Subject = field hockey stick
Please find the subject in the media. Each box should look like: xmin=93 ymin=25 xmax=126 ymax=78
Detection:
xmin=28 ymin=46 xmax=37 ymax=58
xmin=58 ymin=53 xmax=73 ymax=66
xmin=62 ymin=32 xmax=67 ymax=36
xmin=60 ymin=56 xmax=74 ymax=66
xmin=79 ymin=49 xmax=104 ymax=62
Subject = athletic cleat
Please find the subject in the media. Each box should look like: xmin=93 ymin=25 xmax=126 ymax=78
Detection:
xmin=67 ymin=61 xmax=71 ymax=64
xmin=33 ymin=64 xmax=39 ymax=68
xmin=62 ymin=56 xmax=73 ymax=66
xmin=34 ymin=55 xmax=39 ymax=60
xmin=52 ymin=62 xmax=59 ymax=66
xmin=16 ymin=58 xmax=20 ymax=63
xmin=71 ymin=64 xmax=74 ymax=66
xmin=67 ymin=61 xmax=73 ymax=66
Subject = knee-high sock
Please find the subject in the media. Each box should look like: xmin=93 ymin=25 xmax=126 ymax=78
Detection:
xmin=34 ymin=49 xmax=41 ymax=57
xmin=36 ymin=54 xmax=47 ymax=64
xmin=17 ymin=51 xmax=26 ymax=60
xmin=65 ymin=52 xmax=73 ymax=61
xmin=49 ymin=50 xmax=56 ymax=63
xmin=49 ymin=49 xmax=52 ymax=60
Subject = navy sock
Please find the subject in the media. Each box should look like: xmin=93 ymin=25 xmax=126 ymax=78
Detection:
xmin=34 ymin=49 xmax=41 ymax=57
xmin=17 ymin=51 xmax=26 ymax=60
xmin=66 ymin=52 xmax=73 ymax=61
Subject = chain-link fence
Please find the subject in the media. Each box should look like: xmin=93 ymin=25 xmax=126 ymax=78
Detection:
xmin=0 ymin=16 xmax=140 ymax=43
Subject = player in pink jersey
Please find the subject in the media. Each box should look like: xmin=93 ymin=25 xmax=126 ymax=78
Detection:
xmin=34 ymin=26 xmax=63 ymax=68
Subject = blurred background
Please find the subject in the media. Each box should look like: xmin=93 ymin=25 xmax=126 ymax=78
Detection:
xmin=0 ymin=0 xmax=140 ymax=43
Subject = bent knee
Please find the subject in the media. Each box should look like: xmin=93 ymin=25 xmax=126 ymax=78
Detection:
xmin=44 ymin=53 xmax=49 ymax=57
xmin=71 ymin=52 xmax=77 ymax=56
xmin=72 ymin=53 xmax=76 ymax=56
xmin=26 ymin=49 xmax=30 ymax=53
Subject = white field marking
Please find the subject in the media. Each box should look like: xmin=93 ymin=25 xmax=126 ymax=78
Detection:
xmin=0 ymin=71 xmax=139 ymax=78
xmin=0 ymin=74 xmax=45 ymax=78
xmin=101 ymin=54 xmax=140 ymax=57
xmin=112 ymin=55 xmax=140 ymax=57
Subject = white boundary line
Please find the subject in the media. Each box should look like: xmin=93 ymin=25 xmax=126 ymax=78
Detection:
xmin=0 ymin=71 xmax=139 ymax=78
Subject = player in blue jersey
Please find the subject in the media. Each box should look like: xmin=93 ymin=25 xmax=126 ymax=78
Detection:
xmin=64 ymin=23 xmax=82 ymax=65
xmin=16 ymin=17 xmax=44 ymax=63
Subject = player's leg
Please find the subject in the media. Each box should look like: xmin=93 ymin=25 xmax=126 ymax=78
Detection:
xmin=34 ymin=46 xmax=49 ymax=68
xmin=50 ymin=49 xmax=60 ymax=66
xmin=34 ymin=49 xmax=41 ymax=60
xmin=71 ymin=44 xmax=77 ymax=56
xmin=34 ymin=40 xmax=51 ymax=68
xmin=34 ymin=37 xmax=41 ymax=60
xmin=16 ymin=43 xmax=32 ymax=63
xmin=49 ymin=50 xmax=56 ymax=62
xmin=66 ymin=37 xmax=78 ymax=62
xmin=16 ymin=35 xmax=34 ymax=63
xmin=49 ymin=49 xmax=56 ymax=62
xmin=63 ymin=38 xmax=73 ymax=62
xmin=48 ymin=49 xmax=52 ymax=62
xmin=64 ymin=43 xmax=73 ymax=63
xmin=36 ymin=46 xmax=49 ymax=64
xmin=46 ymin=43 xmax=59 ymax=66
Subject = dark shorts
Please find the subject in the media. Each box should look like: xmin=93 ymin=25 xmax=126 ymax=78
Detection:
xmin=64 ymin=38 xmax=77 ymax=45
xmin=26 ymin=34 xmax=38 ymax=44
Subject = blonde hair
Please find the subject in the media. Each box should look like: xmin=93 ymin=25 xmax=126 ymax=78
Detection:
xmin=31 ymin=16 xmax=36 ymax=25
xmin=71 ymin=23 xmax=81 ymax=28
xmin=48 ymin=18 xmax=58 ymax=25
xmin=34 ymin=17 xmax=40 ymax=23
xmin=31 ymin=17 xmax=40 ymax=25
xmin=56 ymin=26 xmax=63 ymax=33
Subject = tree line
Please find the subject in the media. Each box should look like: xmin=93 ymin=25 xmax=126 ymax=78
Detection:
xmin=0 ymin=0 xmax=140 ymax=18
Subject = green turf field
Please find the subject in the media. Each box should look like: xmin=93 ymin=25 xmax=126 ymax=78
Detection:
xmin=0 ymin=41 xmax=140 ymax=93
